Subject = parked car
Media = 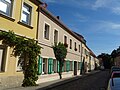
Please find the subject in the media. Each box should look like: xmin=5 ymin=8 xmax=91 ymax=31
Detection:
xmin=111 ymin=66 xmax=120 ymax=72
xmin=107 ymin=71 xmax=120 ymax=90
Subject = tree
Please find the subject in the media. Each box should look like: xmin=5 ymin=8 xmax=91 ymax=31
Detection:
xmin=97 ymin=53 xmax=112 ymax=69
xmin=0 ymin=31 xmax=41 ymax=86
xmin=52 ymin=42 xmax=67 ymax=79
xmin=111 ymin=50 xmax=117 ymax=65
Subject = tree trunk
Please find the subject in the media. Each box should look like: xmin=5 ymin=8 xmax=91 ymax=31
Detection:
xmin=59 ymin=61 xmax=63 ymax=79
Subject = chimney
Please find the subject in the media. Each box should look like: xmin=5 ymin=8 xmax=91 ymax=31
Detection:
xmin=42 ymin=3 xmax=48 ymax=8
xmin=56 ymin=16 xmax=60 ymax=20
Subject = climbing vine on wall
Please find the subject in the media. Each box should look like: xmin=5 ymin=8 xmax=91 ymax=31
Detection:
xmin=0 ymin=30 xmax=41 ymax=86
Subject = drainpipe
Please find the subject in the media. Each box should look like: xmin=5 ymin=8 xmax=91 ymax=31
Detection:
xmin=36 ymin=6 xmax=40 ymax=42
xmin=80 ymin=42 xmax=83 ymax=75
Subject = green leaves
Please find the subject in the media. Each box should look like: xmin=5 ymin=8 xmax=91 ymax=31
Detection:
xmin=53 ymin=42 xmax=67 ymax=61
xmin=0 ymin=31 xmax=41 ymax=86
xmin=52 ymin=42 xmax=67 ymax=79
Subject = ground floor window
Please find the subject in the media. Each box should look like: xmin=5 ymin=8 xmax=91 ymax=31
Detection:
xmin=53 ymin=59 xmax=57 ymax=73
xmin=16 ymin=54 xmax=24 ymax=71
xmin=69 ymin=61 xmax=73 ymax=71
xmin=0 ymin=46 xmax=7 ymax=72
xmin=42 ymin=58 xmax=48 ymax=74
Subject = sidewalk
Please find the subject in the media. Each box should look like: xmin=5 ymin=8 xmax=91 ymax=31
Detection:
xmin=1 ymin=70 xmax=100 ymax=90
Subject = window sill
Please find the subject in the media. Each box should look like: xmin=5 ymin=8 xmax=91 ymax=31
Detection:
xmin=18 ymin=21 xmax=33 ymax=29
xmin=0 ymin=13 xmax=15 ymax=22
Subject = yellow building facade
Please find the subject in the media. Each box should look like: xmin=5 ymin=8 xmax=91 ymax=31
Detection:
xmin=0 ymin=0 xmax=42 ymax=88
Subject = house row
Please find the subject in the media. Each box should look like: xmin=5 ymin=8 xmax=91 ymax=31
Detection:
xmin=0 ymin=0 xmax=99 ymax=88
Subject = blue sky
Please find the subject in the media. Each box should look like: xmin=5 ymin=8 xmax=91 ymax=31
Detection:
xmin=42 ymin=0 xmax=120 ymax=56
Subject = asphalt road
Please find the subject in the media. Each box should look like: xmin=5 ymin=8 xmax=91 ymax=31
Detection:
xmin=45 ymin=70 xmax=110 ymax=90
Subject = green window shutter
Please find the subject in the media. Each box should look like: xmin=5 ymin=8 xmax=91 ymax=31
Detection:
xmin=57 ymin=61 xmax=60 ymax=73
xmin=51 ymin=59 xmax=53 ymax=73
xmin=57 ymin=61 xmax=64 ymax=72
xmin=66 ymin=60 xmax=69 ymax=72
xmin=38 ymin=56 xmax=42 ymax=75
xmin=48 ymin=58 xmax=53 ymax=74
xmin=68 ymin=61 xmax=70 ymax=71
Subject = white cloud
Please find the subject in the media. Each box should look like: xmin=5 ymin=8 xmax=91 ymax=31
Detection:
xmin=92 ymin=0 xmax=120 ymax=15
xmin=92 ymin=0 xmax=111 ymax=10
xmin=74 ymin=13 xmax=88 ymax=22
xmin=91 ymin=21 xmax=120 ymax=35
xmin=112 ymin=7 xmax=120 ymax=15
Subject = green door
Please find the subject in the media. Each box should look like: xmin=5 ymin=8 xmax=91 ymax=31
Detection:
xmin=48 ymin=58 xmax=53 ymax=74
xmin=38 ymin=56 xmax=42 ymax=75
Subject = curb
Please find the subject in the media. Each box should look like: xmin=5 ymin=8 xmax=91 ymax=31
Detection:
xmin=37 ymin=70 xmax=100 ymax=90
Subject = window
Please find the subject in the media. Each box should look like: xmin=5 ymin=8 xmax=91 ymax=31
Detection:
xmin=54 ymin=30 xmax=58 ymax=43
xmin=0 ymin=0 xmax=13 ymax=16
xmin=17 ymin=55 xmax=24 ymax=71
xmin=64 ymin=36 xmax=67 ymax=44
xmin=0 ymin=46 xmax=6 ymax=72
xmin=70 ymin=39 xmax=72 ymax=49
xmin=74 ymin=42 xmax=77 ymax=51
xmin=44 ymin=23 xmax=50 ymax=40
xmin=21 ymin=3 xmax=32 ymax=25
xmin=64 ymin=36 xmax=68 ymax=47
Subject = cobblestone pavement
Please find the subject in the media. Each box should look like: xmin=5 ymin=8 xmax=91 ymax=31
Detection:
xmin=40 ymin=70 xmax=110 ymax=90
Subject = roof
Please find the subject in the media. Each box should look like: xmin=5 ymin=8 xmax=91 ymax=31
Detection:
xmin=38 ymin=6 xmax=85 ymax=43
xmin=29 ymin=0 xmax=43 ymax=6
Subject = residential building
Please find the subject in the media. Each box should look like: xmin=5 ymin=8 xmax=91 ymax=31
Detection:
xmin=0 ymin=0 xmax=42 ymax=88
xmin=0 ymin=0 xmax=99 ymax=88
xmin=36 ymin=5 xmax=99 ymax=83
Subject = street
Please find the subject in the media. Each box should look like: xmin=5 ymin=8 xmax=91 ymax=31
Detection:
xmin=40 ymin=70 xmax=110 ymax=90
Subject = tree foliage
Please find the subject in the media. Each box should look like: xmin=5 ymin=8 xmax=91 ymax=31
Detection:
xmin=52 ymin=42 xmax=67 ymax=79
xmin=0 ymin=31 xmax=41 ymax=86
xmin=97 ymin=53 xmax=112 ymax=69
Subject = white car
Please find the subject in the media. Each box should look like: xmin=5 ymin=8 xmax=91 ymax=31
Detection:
xmin=108 ymin=71 xmax=120 ymax=90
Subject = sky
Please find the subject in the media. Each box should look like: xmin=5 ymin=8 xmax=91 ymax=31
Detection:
xmin=42 ymin=0 xmax=120 ymax=56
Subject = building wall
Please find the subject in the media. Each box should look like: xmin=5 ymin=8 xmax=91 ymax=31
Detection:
xmin=0 ymin=0 xmax=39 ymax=88
xmin=38 ymin=12 xmax=82 ymax=61
xmin=0 ymin=0 xmax=38 ymax=39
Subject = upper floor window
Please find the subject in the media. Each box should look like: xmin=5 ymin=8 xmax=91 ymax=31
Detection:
xmin=70 ymin=39 xmax=72 ymax=49
xmin=44 ymin=23 xmax=50 ymax=40
xmin=54 ymin=30 xmax=58 ymax=43
xmin=21 ymin=3 xmax=32 ymax=25
xmin=0 ymin=0 xmax=13 ymax=16
xmin=74 ymin=42 xmax=77 ymax=51
xmin=64 ymin=36 xmax=68 ymax=48
xmin=64 ymin=36 xmax=67 ymax=44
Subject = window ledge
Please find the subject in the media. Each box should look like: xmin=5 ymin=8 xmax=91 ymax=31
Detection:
xmin=0 ymin=13 xmax=15 ymax=22
xmin=18 ymin=21 xmax=33 ymax=29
